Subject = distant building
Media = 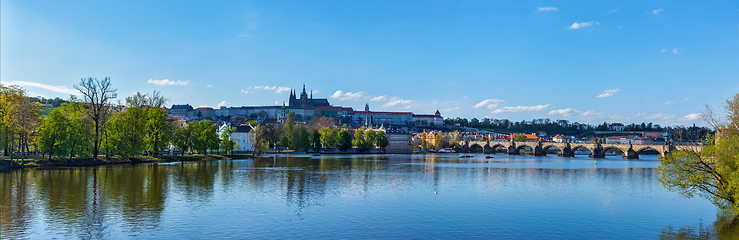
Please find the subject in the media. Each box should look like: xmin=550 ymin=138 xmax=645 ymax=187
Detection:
xmin=169 ymin=104 xmax=193 ymax=118
xmin=412 ymin=110 xmax=444 ymax=126
xmin=232 ymin=126 xmax=254 ymax=152
xmin=383 ymin=129 xmax=412 ymax=154
xmin=289 ymin=84 xmax=331 ymax=109
xmin=633 ymin=138 xmax=652 ymax=145
xmin=606 ymin=136 xmax=638 ymax=144
xmin=552 ymin=135 xmax=568 ymax=143
xmin=191 ymin=107 xmax=216 ymax=119
xmin=609 ymin=123 xmax=625 ymax=131
xmin=353 ymin=111 xmax=413 ymax=126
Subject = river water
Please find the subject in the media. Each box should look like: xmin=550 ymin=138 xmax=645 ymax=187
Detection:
xmin=0 ymin=154 xmax=734 ymax=239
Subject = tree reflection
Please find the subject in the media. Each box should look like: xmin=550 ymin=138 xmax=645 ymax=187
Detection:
xmin=0 ymin=170 xmax=33 ymax=239
xmin=656 ymin=211 xmax=739 ymax=239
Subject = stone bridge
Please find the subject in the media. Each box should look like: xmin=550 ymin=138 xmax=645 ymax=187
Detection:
xmin=460 ymin=140 xmax=702 ymax=159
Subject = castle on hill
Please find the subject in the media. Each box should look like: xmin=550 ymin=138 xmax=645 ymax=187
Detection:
xmin=288 ymin=84 xmax=331 ymax=109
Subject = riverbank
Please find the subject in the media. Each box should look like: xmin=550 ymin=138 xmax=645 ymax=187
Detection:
xmin=0 ymin=154 xmax=256 ymax=169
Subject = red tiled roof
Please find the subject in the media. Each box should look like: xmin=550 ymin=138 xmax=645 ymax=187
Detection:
xmin=354 ymin=111 xmax=412 ymax=115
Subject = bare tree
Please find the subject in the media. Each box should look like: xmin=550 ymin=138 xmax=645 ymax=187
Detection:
xmin=75 ymin=77 xmax=117 ymax=161
xmin=125 ymin=90 xmax=169 ymax=109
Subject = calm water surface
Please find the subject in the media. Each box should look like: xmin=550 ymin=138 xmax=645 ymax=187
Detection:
xmin=0 ymin=154 xmax=732 ymax=239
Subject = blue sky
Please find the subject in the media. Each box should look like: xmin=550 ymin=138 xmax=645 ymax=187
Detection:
xmin=2 ymin=1 xmax=738 ymax=126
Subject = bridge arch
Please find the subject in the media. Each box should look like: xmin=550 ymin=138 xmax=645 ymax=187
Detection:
xmin=490 ymin=143 xmax=508 ymax=153
xmin=542 ymin=145 xmax=563 ymax=154
xmin=602 ymin=146 xmax=626 ymax=155
xmin=570 ymin=145 xmax=592 ymax=152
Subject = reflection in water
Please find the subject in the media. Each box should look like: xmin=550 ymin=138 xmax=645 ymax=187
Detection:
xmin=657 ymin=211 xmax=739 ymax=239
xmin=0 ymin=155 xmax=733 ymax=239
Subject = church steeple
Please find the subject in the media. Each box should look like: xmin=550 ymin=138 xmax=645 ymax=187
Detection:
xmin=301 ymin=83 xmax=307 ymax=96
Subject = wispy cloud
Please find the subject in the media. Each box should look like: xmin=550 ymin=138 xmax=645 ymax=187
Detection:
xmin=651 ymin=8 xmax=663 ymax=15
xmin=538 ymin=6 xmax=558 ymax=12
xmin=217 ymin=101 xmax=229 ymax=107
xmin=207 ymin=85 xmax=213 ymax=88
xmin=254 ymin=85 xmax=291 ymax=93
xmin=4 ymin=80 xmax=81 ymax=95
xmin=608 ymin=10 xmax=618 ymax=13
xmin=682 ymin=113 xmax=701 ymax=121
xmin=492 ymin=104 xmax=550 ymax=113
xmin=383 ymin=99 xmax=415 ymax=109
xmin=473 ymin=99 xmax=506 ymax=109
xmin=597 ymin=88 xmax=621 ymax=98
xmin=664 ymin=101 xmax=674 ymax=105
xmin=661 ymin=49 xmax=668 ymax=53
xmin=672 ymin=48 xmax=679 ymax=54
xmin=370 ymin=95 xmax=388 ymax=102
xmin=148 ymin=79 xmax=189 ymax=86
xmin=569 ymin=21 xmax=599 ymax=29
xmin=644 ymin=113 xmax=676 ymax=120
xmin=442 ymin=106 xmax=460 ymax=112
xmin=330 ymin=90 xmax=366 ymax=101
xmin=548 ymin=108 xmax=580 ymax=116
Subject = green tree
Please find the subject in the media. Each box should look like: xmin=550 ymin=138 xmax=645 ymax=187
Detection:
xmin=220 ymin=126 xmax=236 ymax=155
xmin=514 ymin=134 xmax=528 ymax=142
xmin=365 ymin=129 xmax=377 ymax=149
xmin=173 ymin=122 xmax=197 ymax=155
xmin=62 ymin=101 xmax=92 ymax=160
xmin=251 ymin=124 xmax=270 ymax=155
xmin=289 ymin=127 xmax=300 ymax=150
xmin=376 ymin=131 xmax=389 ymax=150
xmin=434 ymin=133 xmax=446 ymax=149
xmin=320 ymin=128 xmax=337 ymax=149
xmin=37 ymin=109 xmax=70 ymax=160
xmin=309 ymin=129 xmax=321 ymax=152
xmin=658 ymin=93 xmax=739 ymax=216
xmin=278 ymin=135 xmax=289 ymax=148
xmin=352 ymin=128 xmax=369 ymax=152
xmin=298 ymin=126 xmax=309 ymax=152
xmin=144 ymin=107 xmax=171 ymax=156
xmin=104 ymin=107 xmax=146 ymax=160
xmin=337 ymin=130 xmax=352 ymax=151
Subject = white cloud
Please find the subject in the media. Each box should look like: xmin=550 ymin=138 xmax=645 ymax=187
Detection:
xmin=569 ymin=21 xmax=599 ymax=29
xmin=207 ymin=85 xmax=213 ymax=88
xmin=241 ymin=90 xmax=250 ymax=94
xmin=596 ymin=88 xmax=622 ymax=98
xmin=492 ymin=104 xmax=550 ymax=113
xmin=473 ymin=99 xmax=506 ymax=109
xmin=217 ymin=101 xmax=229 ymax=107
xmin=645 ymin=96 xmax=653 ymax=99
xmin=4 ymin=80 xmax=80 ymax=95
xmin=651 ymin=8 xmax=663 ymax=14
xmin=682 ymin=113 xmax=701 ymax=121
xmin=635 ymin=112 xmax=645 ymax=116
xmin=538 ymin=6 xmax=558 ymax=12
xmin=312 ymin=90 xmax=320 ymax=94
xmin=370 ymin=95 xmax=388 ymax=102
xmin=442 ymin=106 xmax=460 ymax=112
xmin=254 ymin=86 xmax=291 ymax=93
xmin=664 ymin=101 xmax=674 ymax=105
xmin=148 ymin=79 xmax=189 ymax=86
xmin=382 ymin=99 xmax=415 ymax=109
xmin=549 ymin=108 xmax=580 ymax=116
xmin=672 ymin=48 xmax=679 ymax=54
xmin=644 ymin=113 xmax=676 ymax=120
xmin=608 ymin=10 xmax=618 ymax=13
xmin=330 ymin=90 xmax=366 ymax=101
xmin=661 ymin=49 xmax=667 ymax=53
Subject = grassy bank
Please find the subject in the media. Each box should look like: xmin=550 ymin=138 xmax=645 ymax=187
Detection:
xmin=0 ymin=154 xmax=256 ymax=169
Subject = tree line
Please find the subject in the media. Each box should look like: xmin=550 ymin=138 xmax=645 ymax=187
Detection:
xmin=445 ymin=117 xmax=711 ymax=139
xmin=249 ymin=112 xmax=389 ymax=155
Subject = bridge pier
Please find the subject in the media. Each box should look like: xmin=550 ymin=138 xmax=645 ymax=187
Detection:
xmin=624 ymin=147 xmax=639 ymax=159
xmin=559 ymin=143 xmax=574 ymax=157
xmin=533 ymin=146 xmax=546 ymax=156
